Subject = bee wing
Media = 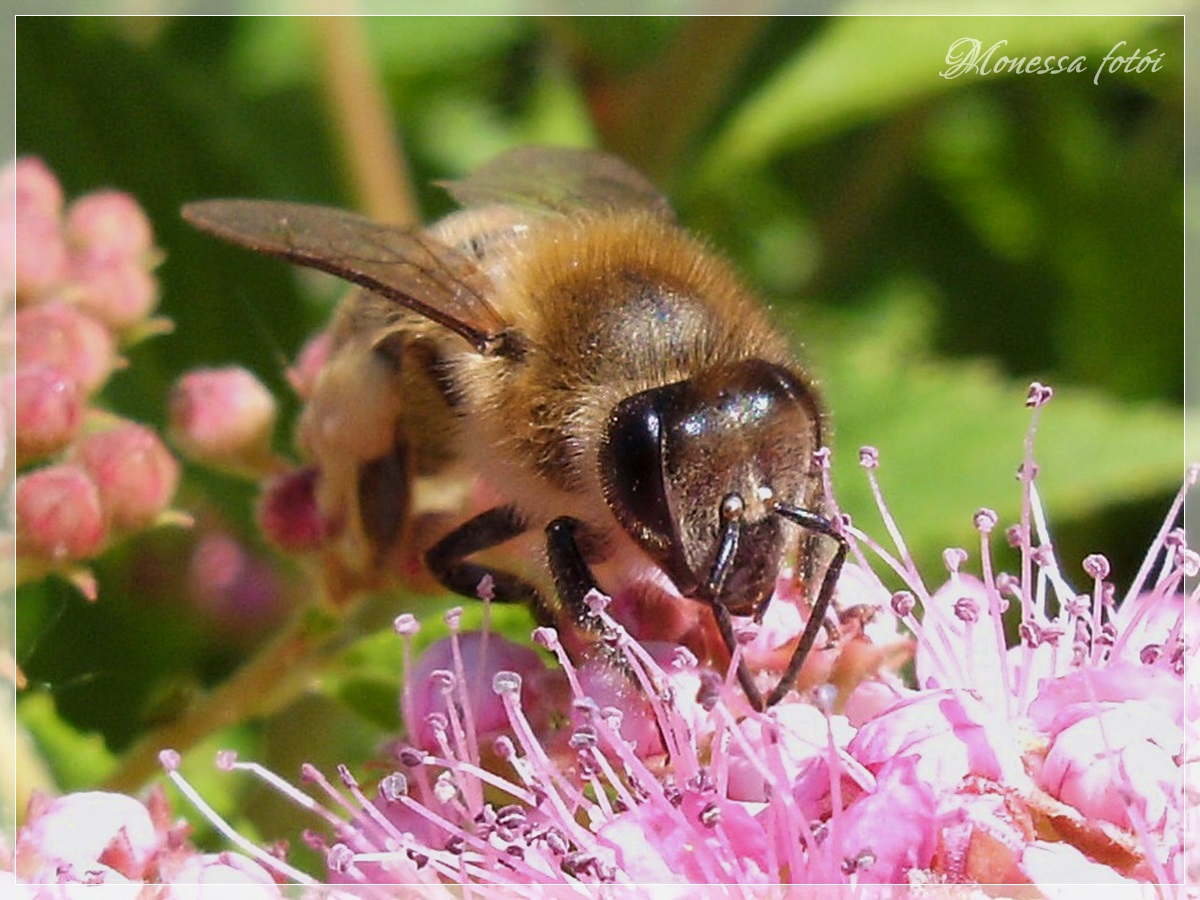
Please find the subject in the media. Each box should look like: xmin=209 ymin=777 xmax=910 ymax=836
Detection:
xmin=182 ymin=200 xmax=510 ymax=356
xmin=439 ymin=146 xmax=675 ymax=219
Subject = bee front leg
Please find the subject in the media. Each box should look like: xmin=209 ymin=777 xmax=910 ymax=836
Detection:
xmin=765 ymin=503 xmax=849 ymax=708
xmin=546 ymin=516 xmax=636 ymax=679
xmin=424 ymin=505 xmax=557 ymax=627
xmin=544 ymin=517 xmax=607 ymax=637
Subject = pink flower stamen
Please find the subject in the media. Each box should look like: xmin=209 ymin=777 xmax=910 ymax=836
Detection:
xmin=444 ymin=611 xmax=485 ymax=784
xmin=137 ymin=375 xmax=1191 ymax=892
xmin=159 ymin=752 xmax=316 ymax=885
xmin=862 ymin=452 xmax=923 ymax=589
xmin=494 ymin=677 xmax=594 ymax=844
xmin=299 ymin=763 xmax=373 ymax=833
xmin=975 ymin=508 xmax=1014 ymax=715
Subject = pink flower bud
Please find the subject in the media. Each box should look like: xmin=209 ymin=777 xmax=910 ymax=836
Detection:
xmin=169 ymin=367 xmax=277 ymax=472
xmin=162 ymin=852 xmax=282 ymax=896
xmin=1037 ymin=701 xmax=1179 ymax=832
xmin=65 ymin=189 xmax=154 ymax=261
xmin=11 ymin=210 xmax=69 ymax=301
xmin=286 ymin=329 xmax=332 ymax=399
xmin=726 ymin=703 xmax=852 ymax=803
xmin=188 ymin=532 xmax=288 ymax=634
xmin=574 ymin=655 xmax=665 ymax=758
xmin=4 ymin=159 xmax=69 ymax=300
xmin=597 ymin=791 xmax=770 ymax=884
xmin=74 ymin=423 xmax=179 ymax=530
xmin=848 ymin=689 xmax=1026 ymax=795
xmin=7 ymin=365 xmax=84 ymax=464
xmin=12 ymin=301 xmax=117 ymax=394
xmin=15 ymin=464 xmax=107 ymax=561
xmin=67 ymin=253 xmax=159 ymax=330
xmin=256 ymin=466 xmax=327 ymax=552
xmin=824 ymin=756 xmax=938 ymax=884
xmin=1028 ymin=662 xmax=1184 ymax=832
xmin=5 ymin=157 xmax=64 ymax=218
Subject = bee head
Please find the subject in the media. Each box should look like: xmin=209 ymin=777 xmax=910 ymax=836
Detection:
xmin=598 ymin=359 xmax=824 ymax=616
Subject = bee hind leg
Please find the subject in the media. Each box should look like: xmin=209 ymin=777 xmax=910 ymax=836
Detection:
xmin=424 ymin=504 xmax=558 ymax=627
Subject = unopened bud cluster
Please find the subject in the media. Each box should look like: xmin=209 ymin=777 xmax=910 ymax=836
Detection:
xmin=6 ymin=158 xmax=179 ymax=574
xmin=171 ymin=332 xmax=323 ymax=556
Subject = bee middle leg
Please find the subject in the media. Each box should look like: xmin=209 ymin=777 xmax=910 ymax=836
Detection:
xmin=424 ymin=504 xmax=558 ymax=627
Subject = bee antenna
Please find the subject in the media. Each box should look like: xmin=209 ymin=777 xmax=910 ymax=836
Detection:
xmin=764 ymin=501 xmax=849 ymax=707
xmin=706 ymin=493 xmax=745 ymax=595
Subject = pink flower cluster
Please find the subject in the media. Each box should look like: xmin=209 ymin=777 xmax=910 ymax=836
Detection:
xmin=6 ymin=158 xmax=180 ymax=589
xmin=4 ymin=786 xmax=285 ymax=896
xmin=154 ymin=388 xmax=1194 ymax=894
xmin=6 ymin=162 xmax=1189 ymax=893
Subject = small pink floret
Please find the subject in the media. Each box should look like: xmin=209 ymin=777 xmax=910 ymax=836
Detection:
xmin=65 ymin=190 xmax=155 ymax=261
xmin=75 ymin=423 xmax=180 ymax=530
xmin=8 ymin=365 xmax=84 ymax=464
xmin=16 ymin=463 xmax=107 ymax=561
xmin=13 ymin=301 xmax=117 ymax=394
xmin=170 ymin=366 xmax=277 ymax=466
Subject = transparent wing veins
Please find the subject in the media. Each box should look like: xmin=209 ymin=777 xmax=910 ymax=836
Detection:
xmin=182 ymin=200 xmax=510 ymax=356
xmin=438 ymin=146 xmax=675 ymax=219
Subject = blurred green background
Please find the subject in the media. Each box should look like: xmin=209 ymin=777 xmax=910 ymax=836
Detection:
xmin=13 ymin=15 xmax=1185 ymax=854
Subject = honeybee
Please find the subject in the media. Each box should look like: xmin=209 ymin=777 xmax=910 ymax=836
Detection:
xmin=184 ymin=146 xmax=846 ymax=710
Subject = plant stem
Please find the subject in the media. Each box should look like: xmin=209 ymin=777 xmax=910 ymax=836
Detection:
xmin=577 ymin=17 xmax=767 ymax=186
xmin=102 ymin=610 xmax=340 ymax=793
xmin=309 ymin=15 xmax=419 ymax=225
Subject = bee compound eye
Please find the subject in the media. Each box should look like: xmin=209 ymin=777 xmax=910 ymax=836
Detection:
xmin=600 ymin=389 xmax=677 ymax=557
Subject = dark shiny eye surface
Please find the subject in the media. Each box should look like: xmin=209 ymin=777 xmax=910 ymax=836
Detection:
xmin=600 ymin=359 xmax=824 ymax=608
xmin=599 ymin=383 xmax=695 ymax=590
xmin=600 ymin=388 xmax=670 ymax=552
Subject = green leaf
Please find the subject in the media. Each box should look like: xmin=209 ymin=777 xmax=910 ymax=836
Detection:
xmin=18 ymin=692 xmax=116 ymax=791
xmin=805 ymin=290 xmax=1185 ymax=564
xmin=702 ymin=15 xmax=1180 ymax=178
xmin=229 ymin=17 xmax=527 ymax=91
